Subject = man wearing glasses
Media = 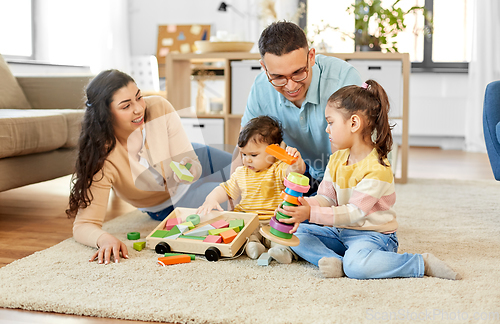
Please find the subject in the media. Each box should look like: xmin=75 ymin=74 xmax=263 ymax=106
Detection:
xmin=233 ymin=21 xmax=362 ymax=195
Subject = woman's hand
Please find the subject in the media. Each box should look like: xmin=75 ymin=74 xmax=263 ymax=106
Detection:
xmin=91 ymin=233 xmax=129 ymax=264
xmin=277 ymin=197 xmax=310 ymax=234
xmin=172 ymin=157 xmax=197 ymax=183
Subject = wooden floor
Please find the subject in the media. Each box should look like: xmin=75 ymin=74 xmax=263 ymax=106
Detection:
xmin=0 ymin=147 xmax=495 ymax=323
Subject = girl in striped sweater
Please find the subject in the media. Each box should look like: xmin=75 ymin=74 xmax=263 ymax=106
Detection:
xmin=277 ymin=80 xmax=460 ymax=280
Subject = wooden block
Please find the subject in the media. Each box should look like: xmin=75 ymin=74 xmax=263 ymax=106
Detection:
xmin=258 ymin=252 xmax=272 ymax=266
xmin=220 ymin=229 xmax=237 ymax=243
xmin=203 ymin=235 xmax=223 ymax=243
xmin=151 ymin=230 xmax=169 ymax=238
xmin=174 ymin=224 xmax=190 ymax=234
xmin=211 ymin=219 xmax=229 ymax=229
xmin=265 ymin=144 xmax=298 ymax=165
xmin=165 ymin=217 xmax=182 ymax=230
xmin=164 ymin=252 xmax=195 ymax=260
xmin=133 ymin=241 xmax=146 ymax=251
xmin=169 ymin=161 xmax=194 ymax=182
xmin=229 ymin=219 xmax=244 ymax=231
xmin=157 ymin=255 xmax=191 ymax=266
xmin=208 ymin=227 xmax=240 ymax=236
xmin=179 ymin=221 xmax=195 ymax=230
xmin=184 ymin=224 xmax=215 ymax=236
xmin=178 ymin=235 xmax=206 ymax=240
xmin=165 ymin=226 xmax=182 ymax=237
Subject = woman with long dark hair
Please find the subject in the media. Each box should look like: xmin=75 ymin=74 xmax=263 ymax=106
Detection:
xmin=67 ymin=69 xmax=231 ymax=265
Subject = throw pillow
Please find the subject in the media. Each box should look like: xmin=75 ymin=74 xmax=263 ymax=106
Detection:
xmin=0 ymin=53 xmax=32 ymax=109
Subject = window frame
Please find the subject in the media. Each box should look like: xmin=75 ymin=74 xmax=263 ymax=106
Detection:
xmin=1 ymin=0 xmax=36 ymax=61
xmin=302 ymin=0 xmax=469 ymax=73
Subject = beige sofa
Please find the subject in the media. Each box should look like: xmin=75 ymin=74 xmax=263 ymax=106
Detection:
xmin=0 ymin=54 xmax=93 ymax=192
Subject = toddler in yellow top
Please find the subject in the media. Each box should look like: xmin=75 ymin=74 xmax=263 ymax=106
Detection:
xmin=198 ymin=116 xmax=306 ymax=260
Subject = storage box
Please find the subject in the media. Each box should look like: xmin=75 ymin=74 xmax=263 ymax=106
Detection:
xmin=348 ymin=60 xmax=403 ymax=118
xmin=231 ymin=60 xmax=263 ymax=115
xmin=181 ymin=117 xmax=224 ymax=145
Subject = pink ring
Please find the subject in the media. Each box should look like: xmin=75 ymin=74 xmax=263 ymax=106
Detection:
xmin=270 ymin=216 xmax=294 ymax=233
xmin=284 ymin=178 xmax=310 ymax=193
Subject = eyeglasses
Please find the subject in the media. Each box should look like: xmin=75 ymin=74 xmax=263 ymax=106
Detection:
xmin=263 ymin=52 xmax=310 ymax=87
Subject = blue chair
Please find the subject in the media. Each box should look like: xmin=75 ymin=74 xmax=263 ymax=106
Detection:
xmin=483 ymin=80 xmax=500 ymax=180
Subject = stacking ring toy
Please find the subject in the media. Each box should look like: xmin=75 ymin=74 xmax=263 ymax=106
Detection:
xmin=287 ymin=172 xmax=310 ymax=186
xmin=283 ymin=178 xmax=310 ymax=193
xmin=284 ymin=187 xmax=302 ymax=197
xmin=280 ymin=191 xmax=300 ymax=205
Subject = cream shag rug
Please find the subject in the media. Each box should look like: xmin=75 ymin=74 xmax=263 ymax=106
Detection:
xmin=1 ymin=179 xmax=500 ymax=324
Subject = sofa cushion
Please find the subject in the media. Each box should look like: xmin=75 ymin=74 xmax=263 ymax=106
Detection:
xmin=0 ymin=54 xmax=32 ymax=109
xmin=57 ymin=109 xmax=84 ymax=147
xmin=0 ymin=110 xmax=71 ymax=159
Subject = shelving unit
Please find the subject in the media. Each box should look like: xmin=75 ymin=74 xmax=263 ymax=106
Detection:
xmin=165 ymin=52 xmax=409 ymax=183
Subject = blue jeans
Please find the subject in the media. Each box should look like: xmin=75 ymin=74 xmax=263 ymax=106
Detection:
xmin=147 ymin=142 xmax=232 ymax=221
xmin=290 ymin=224 xmax=425 ymax=279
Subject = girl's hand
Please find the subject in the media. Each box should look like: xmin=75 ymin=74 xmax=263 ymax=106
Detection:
xmin=172 ymin=157 xmax=197 ymax=183
xmin=91 ymin=233 xmax=129 ymax=265
xmin=197 ymin=199 xmax=224 ymax=216
xmin=277 ymin=197 xmax=310 ymax=234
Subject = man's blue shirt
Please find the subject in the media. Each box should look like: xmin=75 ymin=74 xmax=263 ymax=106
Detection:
xmin=242 ymin=54 xmax=362 ymax=181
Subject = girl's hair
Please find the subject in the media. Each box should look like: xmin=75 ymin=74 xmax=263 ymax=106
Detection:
xmin=238 ymin=115 xmax=283 ymax=148
xmin=258 ymin=21 xmax=309 ymax=57
xmin=66 ymin=69 xmax=135 ymax=218
xmin=328 ymin=80 xmax=393 ymax=166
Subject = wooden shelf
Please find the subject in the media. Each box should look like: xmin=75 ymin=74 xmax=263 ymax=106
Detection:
xmin=165 ymin=51 xmax=409 ymax=183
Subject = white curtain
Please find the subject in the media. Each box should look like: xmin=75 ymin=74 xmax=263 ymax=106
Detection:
xmin=465 ymin=0 xmax=500 ymax=152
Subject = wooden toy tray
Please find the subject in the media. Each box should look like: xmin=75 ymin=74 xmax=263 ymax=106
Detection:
xmin=146 ymin=208 xmax=259 ymax=259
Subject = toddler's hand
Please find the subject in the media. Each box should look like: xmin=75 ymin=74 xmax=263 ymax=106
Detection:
xmin=285 ymin=146 xmax=301 ymax=159
xmin=277 ymin=197 xmax=310 ymax=234
xmin=197 ymin=199 xmax=224 ymax=216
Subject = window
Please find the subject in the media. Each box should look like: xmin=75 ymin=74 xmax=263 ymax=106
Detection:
xmin=0 ymin=0 xmax=34 ymax=59
xmin=305 ymin=0 xmax=473 ymax=72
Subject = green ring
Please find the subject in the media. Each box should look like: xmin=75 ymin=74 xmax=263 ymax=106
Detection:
xmin=276 ymin=211 xmax=292 ymax=221
xmin=186 ymin=214 xmax=200 ymax=225
xmin=270 ymin=227 xmax=293 ymax=239
xmin=127 ymin=232 xmax=140 ymax=240
xmin=281 ymin=201 xmax=296 ymax=207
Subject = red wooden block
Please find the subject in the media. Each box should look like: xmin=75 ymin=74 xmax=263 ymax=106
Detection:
xmin=211 ymin=219 xmax=229 ymax=229
xmin=220 ymin=229 xmax=237 ymax=243
xmin=165 ymin=217 xmax=182 ymax=230
xmin=265 ymin=144 xmax=298 ymax=165
xmin=203 ymin=235 xmax=223 ymax=243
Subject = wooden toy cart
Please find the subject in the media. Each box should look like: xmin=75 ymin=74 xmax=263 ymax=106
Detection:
xmin=146 ymin=207 xmax=259 ymax=261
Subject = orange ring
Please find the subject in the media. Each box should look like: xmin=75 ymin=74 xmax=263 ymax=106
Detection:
xmin=280 ymin=191 xmax=300 ymax=205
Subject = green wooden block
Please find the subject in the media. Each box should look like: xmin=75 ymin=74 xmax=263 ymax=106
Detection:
xmin=164 ymin=252 xmax=195 ymax=260
xmin=179 ymin=221 xmax=195 ymax=230
xmin=169 ymin=161 xmax=194 ymax=182
xmin=164 ymin=226 xmax=181 ymax=237
xmin=208 ymin=227 xmax=240 ymax=236
xmin=179 ymin=235 xmax=206 ymax=240
xmin=151 ymin=230 xmax=169 ymax=238
xmin=229 ymin=219 xmax=244 ymax=231
xmin=133 ymin=241 xmax=146 ymax=251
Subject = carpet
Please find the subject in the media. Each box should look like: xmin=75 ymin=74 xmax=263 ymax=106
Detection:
xmin=1 ymin=178 xmax=500 ymax=324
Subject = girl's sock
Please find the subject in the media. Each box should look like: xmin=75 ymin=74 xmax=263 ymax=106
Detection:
xmin=268 ymin=244 xmax=295 ymax=264
xmin=245 ymin=241 xmax=266 ymax=259
xmin=318 ymin=257 xmax=344 ymax=278
xmin=422 ymin=253 xmax=461 ymax=280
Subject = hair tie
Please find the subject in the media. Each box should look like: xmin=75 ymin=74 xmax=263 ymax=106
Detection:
xmin=361 ymin=82 xmax=369 ymax=89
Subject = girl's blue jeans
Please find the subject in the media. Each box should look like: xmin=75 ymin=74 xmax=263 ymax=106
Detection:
xmin=147 ymin=143 xmax=232 ymax=221
xmin=290 ymin=224 xmax=425 ymax=279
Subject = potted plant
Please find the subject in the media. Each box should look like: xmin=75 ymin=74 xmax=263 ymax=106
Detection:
xmin=307 ymin=0 xmax=432 ymax=53
xmin=350 ymin=0 xmax=432 ymax=52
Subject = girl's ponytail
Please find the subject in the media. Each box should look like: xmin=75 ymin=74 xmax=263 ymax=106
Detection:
xmin=364 ymin=80 xmax=393 ymax=166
